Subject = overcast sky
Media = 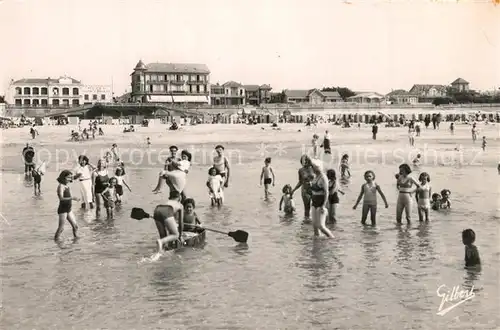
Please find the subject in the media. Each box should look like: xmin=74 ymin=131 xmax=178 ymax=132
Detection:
xmin=0 ymin=0 xmax=498 ymax=96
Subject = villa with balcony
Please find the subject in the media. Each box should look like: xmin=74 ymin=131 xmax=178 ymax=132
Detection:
xmin=130 ymin=60 xmax=210 ymax=105
xmin=450 ymin=78 xmax=470 ymax=93
xmin=346 ymin=92 xmax=386 ymax=104
xmin=210 ymin=81 xmax=246 ymax=106
xmin=408 ymin=84 xmax=448 ymax=103
xmin=243 ymin=84 xmax=272 ymax=105
xmin=8 ymin=76 xmax=82 ymax=108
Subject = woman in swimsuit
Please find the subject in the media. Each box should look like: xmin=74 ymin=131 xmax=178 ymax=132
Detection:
xmin=92 ymin=159 xmax=110 ymax=219
xmin=154 ymin=191 xmax=184 ymax=252
xmin=291 ymin=155 xmax=315 ymax=218
xmin=213 ymin=145 xmax=230 ymax=188
xmin=309 ymin=159 xmax=334 ymax=238
xmin=396 ymin=163 xmax=421 ymax=224
xmin=408 ymin=121 xmax=416 ymax=147
xmin=55 ymin=170 xmax=79 ymax=241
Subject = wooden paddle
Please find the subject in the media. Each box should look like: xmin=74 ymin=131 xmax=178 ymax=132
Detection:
xmin=130 ymin=207 xmax=249 ymax=243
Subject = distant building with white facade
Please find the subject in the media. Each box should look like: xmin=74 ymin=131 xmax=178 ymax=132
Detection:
xmin=81 ymin=85 xmax=113 ymax=104
xmin=8 ymin=76 xmax=82 ymax=107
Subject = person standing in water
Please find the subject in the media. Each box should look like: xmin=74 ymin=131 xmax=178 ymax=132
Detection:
xmin=22 ymin=143 xmax=35 ymax=175
xmin=92 ymin=159 xmax=110 ymax=219
xmin=213 ymin=145 xmax=230 ymax=188
xmin=73 ymin=155 xmax=95 ymax=210
xmin=321 ymin=130 xmax=332 ymax=155
xmin=372 ymin=123 xmax=378 ymax=140
xmin=54 ymin=170 xmax=79 ymax=241
xmin=154 ymin=191 xmax=184 ymax=252
xmin=395 ymin=163 xmax=420 ymax=224
xmin=352 ymin=170 xmax=389 ymax=226
xmin=260 ymin=157 xmax=275 ymax=198
xmin=291 ymin=155 xmax=314 ymax=219
xmin=308 ymin=159 xmax=334 ymax=238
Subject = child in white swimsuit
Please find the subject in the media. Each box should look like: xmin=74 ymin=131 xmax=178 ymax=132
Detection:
xmin=416 ymin=172 xmax=431 ymax=222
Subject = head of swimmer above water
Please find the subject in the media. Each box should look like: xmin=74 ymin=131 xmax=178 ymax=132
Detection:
xmin=169 ymin=145 xmax=178 ymax=157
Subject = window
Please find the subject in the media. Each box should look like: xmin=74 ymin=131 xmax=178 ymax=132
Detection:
xmin=52 ymin=99 xmax=60 ymax=106
xmin=32 ymin=87 xmax=39 ymax=95
xmin=62 ymin=99 xmax=69 ymax=106
xmin=197 ymin=75 xmax=200 ymax=81
xmin=72 ymin=99 xmax=80 ymax=106
xmin=62 ymin=88 xmax=69 ymax=95
xmin=41 ymin=87 xmax=48 ymax=95
xmin=196 ymin=85 xmax=200 ymax=93
xmin=72 ymin=88 xmax=79 ymax=96
xmin=101 ymin=94 xmax=106 ymax=100
xmin=15 ymin=99 xmax=22 ymax=106
xmin=32 ymin=99 xmax=40 ymax=106
xmin=176 ymin=75 xmax=181 ymax=81
xmin=15 ymin=87 xmax=22 ymax=95
xmin=84 ymin=94 xmax=89 ymax=101
xmin=149 ymin=85 xmax=153 ymax=93
xmin=164 ymin=75 xmax=168 ymax=81
xmin=158 ymin=75 xmax=164 ymax=81
xmin=23 ymin=99 xmax=31 ymax=106
xmin=151 ymin=75 xmax=157 ymax=81
xmin=41 ymin=99 xmax=48 ymax=106
xmin=53 ymin=87 xmax=59 ymax=96
xmin=92 ymin=94 xmax=98 ymax=100
xmin=24 ymin=87 xmax=31 ymax=95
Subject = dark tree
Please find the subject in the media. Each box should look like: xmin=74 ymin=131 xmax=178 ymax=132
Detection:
xmin=321 ymin=86 xmax=355 ymax=101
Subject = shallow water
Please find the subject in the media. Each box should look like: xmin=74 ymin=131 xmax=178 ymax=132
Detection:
xmin=1 ymin=129 xmax=500 ymax=330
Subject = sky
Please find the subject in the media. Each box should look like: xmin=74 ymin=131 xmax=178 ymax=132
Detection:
xmin=0 ymin=0 xmax=498 ymax=96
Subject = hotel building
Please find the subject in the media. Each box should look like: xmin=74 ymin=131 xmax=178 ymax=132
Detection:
xmin=8 ymin=76 xmax=82 ymax=107
xmin=130 ymin=60 xmax=210 ymax=105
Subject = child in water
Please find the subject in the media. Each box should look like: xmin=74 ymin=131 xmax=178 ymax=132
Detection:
xmin=182 ymin=198 xmax=202 ymax=232
xmin=326 ymin=169 xmax=345 ymax=223
xmin=312 ymin=134 xmax=320 ymax=158
xmin=279 ymin=184 xmax=296 ymax=215
xmin=353 ymin=170 xmax=389 ymax=226
xmin=32 ymin=161 xmax=46 ymax=196
xmin=482 ymin=136 xmax=487 ymax=151
xmin=340 ymin=154 xmax=351 ymax=180
xmin=412 ymin=154 xmax=422 ymax=166
xmin=260 ymin=157 xmax=275 ymax=198
xmin=439 ymin=189 xmax=451 ymax=209
xmin=207 ymin=167 xmax=224 ymax=206
xmin=101 ymin=177 xmax=119 ymax=219
xmin=114 ymin=167 xmax=131 ymax=204
xmin=462 ymin=229 xmax=481 ymax=267
xmin=415 ymin=172 xmax=431 ymax=222
xmin=54 ymin=170 xmax=79 ymax=241
xmin=431 ymin=193 xmax=441 ymax=211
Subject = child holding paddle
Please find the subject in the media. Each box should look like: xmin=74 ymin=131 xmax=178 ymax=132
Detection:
xmin=182 ymin=198 xmax=202 ymax=232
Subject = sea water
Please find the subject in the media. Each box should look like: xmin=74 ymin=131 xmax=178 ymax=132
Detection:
xmin=1 ymin=127 xmax=499 ymax=330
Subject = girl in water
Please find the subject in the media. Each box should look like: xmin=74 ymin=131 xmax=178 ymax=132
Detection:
xmin=396 ymin=164 xmax=421 ymax=224
xmin=93 ymin=159 xmax=110 ymax=219
xmin=326 ymin=169 xmax=344 ymax=224
xmin=312 ymin=134 xmax=320 ymax=158
xmin=291 ymin=155 xmax=314 ymax=219
xmin=54 ymin=170 xmax=79 ymax=241
xmin=339 ymin=154 xmax=351 ymax=180
xmin=439 ymin=189 xmax=451 ymax=209
xmin=213 ymin=145 xmax=230 ymax=188
xmin=207 ymin=167 xmax=224 ymax=206
xmin=353 ymin=170 xmax=388 ymax=226
xmin=73 ymin=155 xmax=95 ymax=210
xmin=100 ymin=177 xmax=118 ymax=219
xmin=114 ymin=167 xmax=131 ymax=204
xmin=415 ymin=172 xmax=431 ymax=222
xmin=154 ymin=191 xmax=184 ymax=252
xmin=309 ymin=159 xmax=334 ymax=238
xmin=279 ymin=184 xmax=295 ymax=215
xmin=408 ymin=122 xmax=416 ymax=147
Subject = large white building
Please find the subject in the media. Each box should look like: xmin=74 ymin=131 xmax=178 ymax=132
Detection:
xmin=8 ymin=76 xmax=82 ymax=107
xmin=7 ymin=76 xmax=112 ymax=107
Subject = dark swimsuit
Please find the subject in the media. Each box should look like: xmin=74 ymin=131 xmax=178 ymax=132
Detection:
xmin=310 ymin=177 xmax=326 ymax=207
xmin=57 ymin=186 xmax=72 ymax=214
xmin=328 ymin=182 xmax=339 ymax=204
xmin=94 ymin=173 xmax=109 ymax=194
